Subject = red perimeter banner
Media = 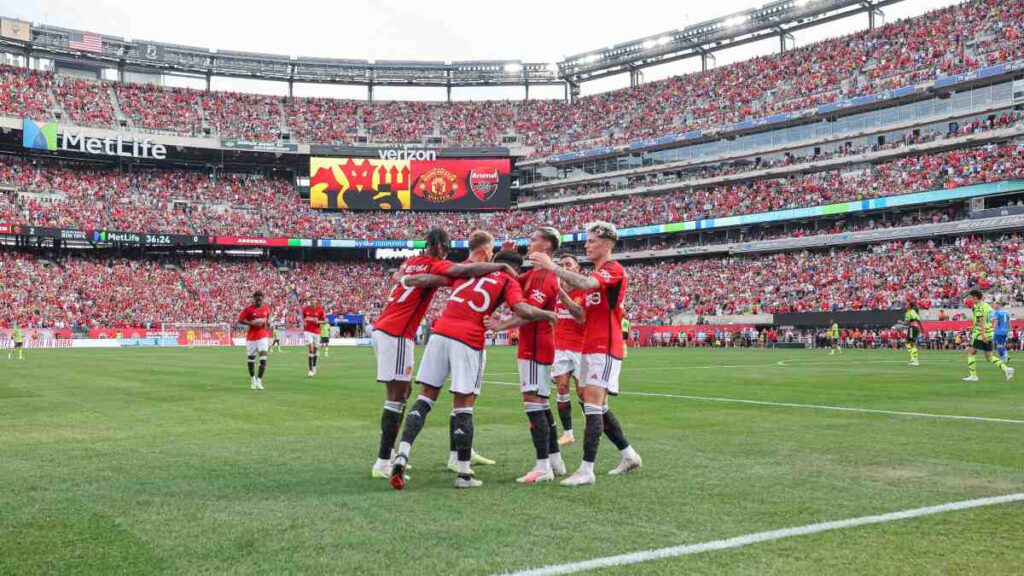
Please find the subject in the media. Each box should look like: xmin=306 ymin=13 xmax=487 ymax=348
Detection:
xmin=310 ymin=157 xmax=510 ymax=211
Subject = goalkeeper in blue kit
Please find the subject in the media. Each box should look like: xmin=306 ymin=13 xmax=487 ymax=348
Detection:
xmin=991 ymin=301 xmax=1011 ymax=363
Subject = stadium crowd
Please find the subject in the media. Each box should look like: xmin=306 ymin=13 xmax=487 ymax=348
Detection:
xmin=3 ymin=0 xmax=1021 ymax=156
xmin=3 ymin=235 xmax=1022 ymax=329
xmin=1 ymin=139 xmax=1022 ymax=240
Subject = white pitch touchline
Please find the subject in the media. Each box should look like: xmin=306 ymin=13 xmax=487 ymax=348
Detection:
xmin=495 ymin=493 xmax=1024 ymax=576
xmin=488 ymin=359 xmax=907 ymax=377
xmin=481 ymin=381 xmax=1024 ymax=424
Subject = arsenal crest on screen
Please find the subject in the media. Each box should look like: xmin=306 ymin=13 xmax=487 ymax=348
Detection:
xmin=469 ymin=168 xmax=500 ymax=202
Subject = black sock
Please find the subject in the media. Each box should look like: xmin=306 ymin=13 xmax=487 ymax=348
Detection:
xmin=602 ymin=409 xmax=630 ymax=451
xmin=557 ymin=395 xmax=573 ymax=433
xmin=525 ymin=406 xmax=549 ymax=460
xmin=378 ymin=401 xmax=405 ymax=460
xmin=399 ymin=396 xmax=435 ymax=448
xmin=453 ymin=409 xmax=474 ymax=476
xmin=257 ymin=358 xmax=266 ymax=378
xmin=449 ymin=411 xmax=459 ymax=453
xmin=313 ymin=354 xmax=318 ymax=367
xmin=247 ymin=357 xmax=255 ymax=377
xmin=545 ymin=408 xmax=560 ymax=455
xmin=583 ymin=405 xmax=604 ymax=463
xmin=308 ymin=355 xmax=313 ymax=371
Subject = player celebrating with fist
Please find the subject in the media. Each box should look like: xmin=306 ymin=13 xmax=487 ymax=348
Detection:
xmin=238 ymin=291 xmax=271 ymax=390
xmin=530 ymin=221 xmax=642 ymax=487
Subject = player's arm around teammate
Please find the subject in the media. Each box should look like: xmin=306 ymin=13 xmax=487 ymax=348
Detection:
xmin=530 ymin=222 xmax=642 ymax=487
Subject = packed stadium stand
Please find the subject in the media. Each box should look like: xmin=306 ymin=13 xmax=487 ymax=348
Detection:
xmin=2 ymin=0 xmax=1020 ymax=153
xmin=3 ymin=0 xmax=1024 ymax=334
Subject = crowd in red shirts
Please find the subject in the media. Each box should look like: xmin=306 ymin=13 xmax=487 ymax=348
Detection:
xmin=3 ymin=235 xmax=1023 ymax=329
xmin=626 ymin=235 xmax=1024 ymax=322
xmin=2 ymin=139 xmax=1022 ymax=241
xmin=2 ymin=0 xmax=1021 ymax=157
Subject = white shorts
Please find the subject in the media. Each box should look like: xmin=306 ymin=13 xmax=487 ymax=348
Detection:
xmin=551 ymin=349 xmax=582 ymax=379
xmin=581 ymin=353 xmax=622 ymax=395
xmin=304 ymin=332 xmax=320 ymax=347
xmin=246 ymin=338 xmax=269 ymax=356
xmin=416 ymin=334 xmax=485 ymax=396
xmin=518 ymin=359 xmax=552 ymax=398
xmin=372 ymin=330 xmax=415 ymax=383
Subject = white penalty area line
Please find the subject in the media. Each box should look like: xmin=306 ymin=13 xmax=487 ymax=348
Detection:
xmin=481 ymin=381 xmax=1024 ymax=424
xmin=496 ymin=492 xmax=1024 ymax=576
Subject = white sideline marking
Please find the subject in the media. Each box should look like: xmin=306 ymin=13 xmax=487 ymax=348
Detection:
xmin=481 ymin=381 xmax=1024 ymax=424
xmin=496 ymin=493 xmax=1024 ymax=576
xmin=489 ymin=359 xmax=905 ymax=377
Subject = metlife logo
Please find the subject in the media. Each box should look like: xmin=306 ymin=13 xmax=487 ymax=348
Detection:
xmin=22 ymin=118 xmax=167 ymax=160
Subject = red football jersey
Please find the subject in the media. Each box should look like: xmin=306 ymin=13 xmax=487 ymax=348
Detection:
xmin=302 ymin=306 xmax=326 ymax=334
xmin=582 ymin=260 xmax=628 ymax=358
xmin=516 ymin=268 xmax=559 ymax=364
xmin=238 ymin=304 xmax=271 ymax=341
xmin=554 ymin=288 xmax=586 ymax=353
xmin=433 ymin=270 xmax=524 ymax=350
xmin=374 ymin=255 xmax=454 ymax=339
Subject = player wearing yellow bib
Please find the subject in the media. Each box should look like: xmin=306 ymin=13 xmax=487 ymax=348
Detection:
xmin=964 ymin=289 xmax=1015 ymax=382
xmin=8 ymin=324 xmax=24 ymax=360
xmin=320 ymin=321 xmax=331 ymax=358
xmin=902 ymin=304 xmax=922 ymax=366
xmin=828 ymin=320 xmax=841 ymax=355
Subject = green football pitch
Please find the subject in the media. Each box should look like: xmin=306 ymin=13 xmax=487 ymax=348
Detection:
xmin=2 ymin=346 xmax=1022 ymax=575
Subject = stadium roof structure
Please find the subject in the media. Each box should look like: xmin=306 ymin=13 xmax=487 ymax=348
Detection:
xmin=1 ymin=0 xmax=904 ymax=94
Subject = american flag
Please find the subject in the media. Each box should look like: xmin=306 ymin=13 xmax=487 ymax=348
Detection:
xmin=68 ymin=32 xmax=102 ymax=53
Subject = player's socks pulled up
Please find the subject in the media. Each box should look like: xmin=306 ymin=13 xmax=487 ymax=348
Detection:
xmin=556 ymin=393 xmax=573 ymax=434
xmin=397 ymin=395 xmax=435 ymax=459
xmin=378 ymin=400 xmax=406 ymax=461
xmin=525 ymin=402 xmax=550 ymax=461
xmin=582 ymin=404 xmax=604 ymax=464
xmin=601 ymin=407 xmax=631 ymax=451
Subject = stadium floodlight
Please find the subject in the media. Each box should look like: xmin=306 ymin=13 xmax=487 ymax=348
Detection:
xmin=546 ymin=62 xmax=560 ymax=73
xmin=795 ymin=0 xmax=811 ymax=5
xmin=656 ymin=36 xmax=671 ymax=46
xmin=504 ymin=62 xmax=522 ymax=73
xmin=583 ymin=54 xmax=600 ymax=64
xmin=724 ymin=15 xmax=747 ymax=27
xmin=642 ymin=39 xmax=657 ymax=50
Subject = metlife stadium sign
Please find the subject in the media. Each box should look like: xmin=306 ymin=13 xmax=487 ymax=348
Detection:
xmin=22 ymin=118 xmax=167 ymax=160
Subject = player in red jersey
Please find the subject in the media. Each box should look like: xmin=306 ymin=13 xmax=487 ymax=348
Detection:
xmin=530 ymin=221 xmax=642 ymax=487
xmin=370 ymin=228 xmax=517 ymax=479
xmin=237 ymin=291 xmax=272 ymax=390
xmin=390 ymin=233 xmax=558 ymax=490
xmin=552 ymin=253 xmax=587 ymax=446
xmin=485 ymin=227 xmax=566 ymax=484
xmin=302 ymin=298 xmax=327 ymax=377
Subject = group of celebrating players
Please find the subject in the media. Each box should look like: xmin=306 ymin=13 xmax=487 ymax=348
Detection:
xmin=233 ymin=221 xmax=642 ymax=488
xmin=370 ymin=222 xmax=641 ymax=489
